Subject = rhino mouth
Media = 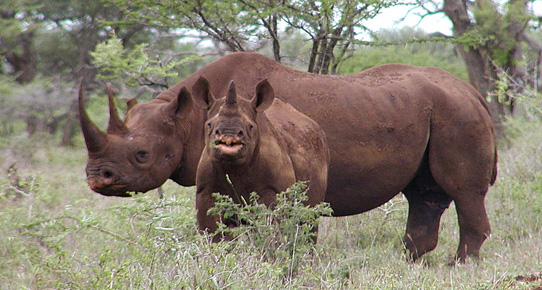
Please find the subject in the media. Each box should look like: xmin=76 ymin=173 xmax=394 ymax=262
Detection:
xmin=87 ymin=177 xmax=137 ymax=197
xmin=97 ymin=189 xmax=134 ymax=197
xmin=212 ymin=137 xmax=245 ymax=156
xmin=89 ymin=183 xmax=134 ymax=197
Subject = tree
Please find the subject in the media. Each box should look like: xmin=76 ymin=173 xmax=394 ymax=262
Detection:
xmin=0 ymin=0 xmax=39 ymax=84
xmin=105 ymin=0 xmax=403 ymax=74
xmin=341 ymin=27 xmax=468 ymax=81
xmin=91 ymin=36 xmax=205 ymax=93
xmin=282 ymin=0 xmax=400 ymax=74
xmin=416 ymin=0 xmax=542 ymax=136
xmin=1 ymin=0 xmax=154 ymax=82
xmin=0 ymin=0 xmax=150 ymax=145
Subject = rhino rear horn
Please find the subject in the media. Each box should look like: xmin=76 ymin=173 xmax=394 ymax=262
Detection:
xmin=106 ymin=84 xmax=129 ymax=135
xmin=78 ymin=82 xmax=108 ymax=153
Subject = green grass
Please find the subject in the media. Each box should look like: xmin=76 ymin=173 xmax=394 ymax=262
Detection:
xmin=1 ymin=119 xmax=542 ymax=289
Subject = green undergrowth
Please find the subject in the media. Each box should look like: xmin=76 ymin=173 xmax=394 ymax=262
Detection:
xmin=1 ymin=119 xmax=542 ymax=289
xmin=209 ymin=182 xmax=333 ymax=281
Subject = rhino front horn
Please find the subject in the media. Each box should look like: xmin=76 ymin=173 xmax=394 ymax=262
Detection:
xmin=225 ymin=80 xmax=237 ymax=106
xmin=78 ymin=82 xmax=108 ymax=153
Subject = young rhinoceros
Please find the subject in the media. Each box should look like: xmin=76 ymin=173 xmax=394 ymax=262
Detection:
xmin=191 ymin=76 xmax=330 ymax=237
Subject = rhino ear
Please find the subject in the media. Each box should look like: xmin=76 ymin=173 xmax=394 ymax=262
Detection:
xmin=252 ymin=79 xmax=274 ymax=112
xmin=126 ymin=98 xmax=138 ymax=114
xmin=191 ymin=76 xmax=216 ymax=110
xmin=164 ymin=86 xmax=193 ymax=121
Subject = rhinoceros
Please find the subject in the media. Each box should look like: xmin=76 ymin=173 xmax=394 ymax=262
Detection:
xmin=189 ymin=77 xmax=329 ymax=237
xmin=79 ymin=52 xmax=497 ymax=262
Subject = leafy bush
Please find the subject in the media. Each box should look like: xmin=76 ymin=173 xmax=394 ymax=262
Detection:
xmin=209 ymin=182 xmax=333 ymax=277
xmin=91 ymin=35 xmax=203 ymax=90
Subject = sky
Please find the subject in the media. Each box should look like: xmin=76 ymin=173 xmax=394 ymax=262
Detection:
xmin=365 ymin=6 xmax=453 ymax=36
xmin=364 ymin=1 xmax=542 ymax=38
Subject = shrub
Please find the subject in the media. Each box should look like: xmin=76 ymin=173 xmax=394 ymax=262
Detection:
xmin=209 ymin=182 xmax=333 ymax=278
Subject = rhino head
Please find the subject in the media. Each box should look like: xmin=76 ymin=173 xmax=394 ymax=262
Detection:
xmin=192 ymin=76 xmax=274 ymax=166
xmin=78 ymin=84 xmax=193 ymax=196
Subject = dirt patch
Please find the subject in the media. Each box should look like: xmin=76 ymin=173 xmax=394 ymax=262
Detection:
xmin=516 ymin=273 xmax=542 ymax=282
xmin=515 ymin=273 xmax=542 ymax=290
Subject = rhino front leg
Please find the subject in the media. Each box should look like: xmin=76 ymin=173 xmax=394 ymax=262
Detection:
xmin=195 ymin=190 xmax=218 ymax=232
xmin=197 ymin=178 xmax=244 ymax=242
xmin=196 ymin=189 xmax=235 ymax=242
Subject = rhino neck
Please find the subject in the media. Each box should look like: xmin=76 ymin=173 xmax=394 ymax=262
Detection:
xmin=169 ymin=106 xmax=207 ymax=186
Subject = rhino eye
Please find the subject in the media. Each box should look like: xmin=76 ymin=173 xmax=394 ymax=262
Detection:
xmin=136 ymin=150 xmax=149 ymax=163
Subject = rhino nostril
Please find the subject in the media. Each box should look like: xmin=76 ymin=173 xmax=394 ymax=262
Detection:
xmin=102 ymin=170 xmax=114 ymax=179
xmin=215 ymin=129 xmax=221 ymax=136
xmin=237 ymin=130 xmax=244 ymax=138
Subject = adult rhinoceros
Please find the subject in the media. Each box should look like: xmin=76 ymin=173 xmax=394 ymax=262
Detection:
xmin=79 ymin=52 xmax=497 ymax=262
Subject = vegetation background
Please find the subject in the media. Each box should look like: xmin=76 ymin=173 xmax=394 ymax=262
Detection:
xmin=1 ymin=0 xmax=542 ymax=288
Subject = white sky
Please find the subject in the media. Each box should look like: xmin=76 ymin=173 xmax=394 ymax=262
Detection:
xmin=365 ymin=6 xmax=453 ymax=36
xmin=364 ymin=1 xmax=542 ymax=38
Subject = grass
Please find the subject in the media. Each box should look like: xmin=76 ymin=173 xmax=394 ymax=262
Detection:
xmin=1 ymin=119 xmax=542 ymax=289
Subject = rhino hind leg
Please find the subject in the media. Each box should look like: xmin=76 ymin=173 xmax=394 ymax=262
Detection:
xmin=402 ymin=158 xmax=452 ymax=261
xmin=452 ymin=194 xmax=490 ymax=262
xmin=426 ymin=125 xmax=494 ymax=263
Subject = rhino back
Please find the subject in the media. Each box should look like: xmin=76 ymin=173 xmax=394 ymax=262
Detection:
xmin=263 ymin=99 xmax=330 ymax=205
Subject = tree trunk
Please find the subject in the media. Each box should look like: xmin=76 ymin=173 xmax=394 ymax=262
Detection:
xmin=307 ymin=39 xmax=319 ymax=73
xmin=60 ymin=100 xmax=79 ymax=147
xmin=314 ymin=37 xmax=328 ymax=74
xmin=320 ymin=39 xmax=334 ymax=75
xmin=5 ymin=31 xmax=36 ymax=84
xmin=61 ymin=118 xmax=78 ymax=147
xmin=26 ymin=116 xmax=37 ymax=135
xmin=270 ymin=13 xmax=281 ymax=63
xmin=443 ymin=0 xmax=505 ymax=138
xmin=457 ymin=46 xmax=505 ymax=137
xmin=321 ymin=26 xmax=345 ymax=75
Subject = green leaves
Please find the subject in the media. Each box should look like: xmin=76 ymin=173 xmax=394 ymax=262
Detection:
xmin=341 ymin=28 xmax=469 ymax=81
xmin=102 ymin=0 xmax=410 ymax=73
xmin=91 ymin=35 xmax=201 ymax=89
xmin=209 ymin=181 xmax=333 ymax=276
